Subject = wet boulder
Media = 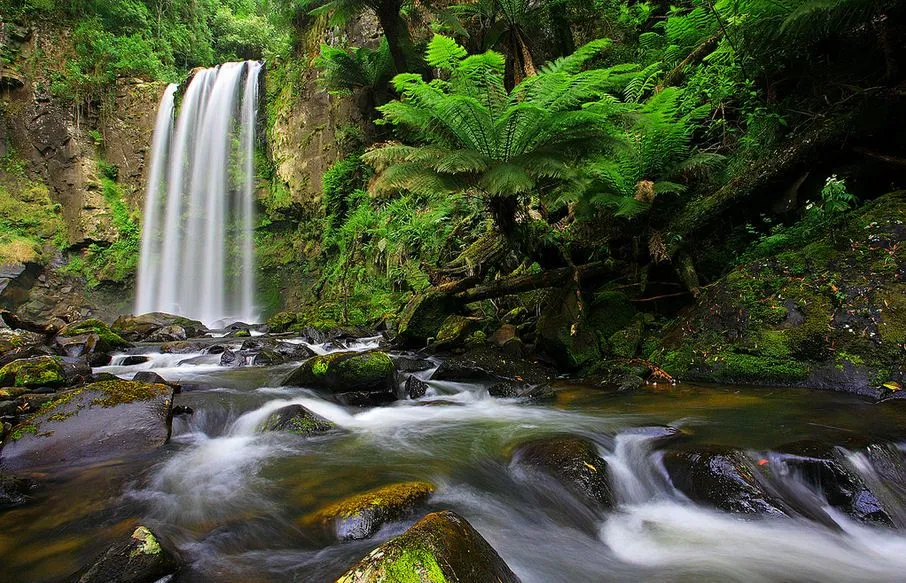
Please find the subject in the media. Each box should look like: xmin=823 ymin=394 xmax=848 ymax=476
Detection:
xmin=239 ymin=338 xmax=316 ymax=366
xmin=511 ymin=436 xmax=614 ymax=509
xmin=258 ymin=404 xmax=335 ymax=436
xmin=337 ymin=510 xmax=520 ymax=583
xmin=112 ymin=313 xmax=207 ymax=342
xmin=283 ymin=351 xmax=396 ymax=395
xmin=0 ymin=355 xmax=67 ymax=389
xmin=405 ymin=376 xmax=429 ymax=399
xmin=663 ymin=446 xmax=786 ymax=516
xmin=76 ymin=525 xmax=178 ymax=583
xmin=488 ymin=382 xmax=555 ymax=402
xmin=1 ymin=380 xmax=174 ymax=470
xmin=431 ymin=346 xmax=554 ymax=385
xmin=0 ymin=327 xmax=46 ymax=358
xmin=300 ymin=481 xmax=434 ymax=541
xmin=395 ymin=356 xmax=434 ymax=373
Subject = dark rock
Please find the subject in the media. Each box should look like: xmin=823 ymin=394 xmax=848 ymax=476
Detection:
xmin=0 ymin=400 xmax=18 ymax=416
xmin=431 ymin=346 xmax=554 ymax=385
xmin=219 ymin=348 xmax=240 ymax=367
xmin=132 ymin=371 xmax=169 ymax=386
xmin=300 ymin=481 xmax=434 ymax=541
xmin=405 ymin=376 xmax=429 ymax=399
xmin=663 ymin=446 xmax=786 ymax=516
xmin=120 ymin=356 xmax=149 ymax=366
xmin=430 ymin=315 xmax=476 ymax=351
xmin=491 ymin=324 xmax=517 ymax=347
xmin=171 ymin=405 xmax=193 ymax=416
xmin=511 ymin=436 xmax=614 ymax=509
xmin=335 ymin=390 xmax=398 ymax=407
xmin=396 ymin=292 xmax=460 ymax=347
xmin=395 ymin=356 xmax=434 ymax=373
xmin=161 ymin=341 xmax=205 ymax=354
xmin=258 ymin=404 xmax=335 ymax=435
xmin=489 ymin=382 xmax=555 ymax=402
xmin=91 ymin=372 xmax=120 ymax=382
xmin=337 ymin=510 xmax=520 ymax=583
xmin=59 ymin=357 xmax=92 ymax=385
xmin=1 ymin=380 xmax=174 ymax=470
xmin=56 ymin=319 xmax=129 ymax=354
xmin=146 ymin=325 xmax=189 ymax=342
xmin=283 ymin=351 xmax=396 ymax=394
xmin=204 ymin=344 xmax=227 ymax=355
xmin=76 ymin=525 xmax=178 ymax=583
xmin=0 ymin=472 xmax=34 ymax=507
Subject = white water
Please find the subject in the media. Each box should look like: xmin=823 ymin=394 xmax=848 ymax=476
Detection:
xmin=136 ymin=62 xmax=262 ymax=327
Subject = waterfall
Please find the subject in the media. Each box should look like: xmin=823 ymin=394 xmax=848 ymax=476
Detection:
xmin=136 ymin=61 xmax=262 ymax=327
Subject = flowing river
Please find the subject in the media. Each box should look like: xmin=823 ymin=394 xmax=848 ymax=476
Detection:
xmin=2 ymin=335 xmax=906 ymax=582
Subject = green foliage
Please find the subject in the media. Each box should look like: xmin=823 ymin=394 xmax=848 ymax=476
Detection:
xmin=0 ymin=152 xmax=66 ymax=264
xmin=314 ymin=39 xmax=394 ymax=98
xmin=814 ymin=175 xmax=858 ymax=217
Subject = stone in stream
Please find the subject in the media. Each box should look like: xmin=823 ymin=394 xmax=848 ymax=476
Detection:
xmin=662 ymin=446 xmax=787 ymax=516
xmin=258 ymin=404 xmax=335 ymax=435
xmin=55 ymin=318 xmax=130 ymax=357
xmin=337 ymin=510 xmax=520 ymax=583
xmin=511 ymin=436 xmax=615 ymax=509
xmin=771 ymin=440 xmax=895 ymax=525
xmin=282 ymin=351 xmax=396 ymax=396
xmin=112 ymin=312 xmax=207 ymax=342
xmin=0 ymin=380 xmax=175 ymax=471
xmin=430 ymin=346 xmax=554 ymax=385
xmin=405 ymin=376 xmax=429 ymax=399
xmin=75 ymin=525 xmax=178 ymax=583
xmin=395 ymin=356 xmax=434 ymax=373
xmin=0 ymin=471 xmax=34 ymax=507
xmin=488 ymin=382 xmax=555 ymax=402
xmin=300 ymin=481 xmax=435 ymax=541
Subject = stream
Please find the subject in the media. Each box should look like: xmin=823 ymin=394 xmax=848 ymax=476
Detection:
xmin=3 ymin=334 xmax=906 ymax=582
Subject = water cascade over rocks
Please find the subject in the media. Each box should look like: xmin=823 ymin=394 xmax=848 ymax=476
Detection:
xmin=136 ymin=61 xmax=263 ymax=327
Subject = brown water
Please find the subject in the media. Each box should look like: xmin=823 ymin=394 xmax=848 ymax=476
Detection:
xmin=2 ymin=336 xmax=906 ymax=583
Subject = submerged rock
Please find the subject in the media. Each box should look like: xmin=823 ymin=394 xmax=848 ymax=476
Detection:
xmin=283 ymin=351 xmax=396 ymax=394
xmin=1 ymin=380 xmax=174 ymax=470
xmin=663 ymin=446 xmax=786 ymax=516
xmin=0 ymin=471 xmax=34 ymax=507
xmin=337 ymin=510 xmax=520 ymax=583
xmin=300 ymin=481 xmax=434 ymax=541
xmin=0 ymin=355 xmax=66 ymax=388
xmin=511 ymin=436 xmax=614 ymax=509
xmin=258 ymin=404 xmax=335 ymax=435
xmin=76 ymin=525 xmax=178 ymax=583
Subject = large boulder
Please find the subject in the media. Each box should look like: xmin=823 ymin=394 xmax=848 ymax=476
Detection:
xmin=76 ymin=525 xmax=178 ymax=583
xmin=112 ymin=313 xmax=206 ymax=342
xmin=1 ymin=380 xmax=174 ymax=470
xmin=510 ymin=436 xmax=614 ymax=509
xmin=56 ymin=318 xmax=129 ymax=351
xmin=430 ymin=346 xmax=554 ymax=385
xmin=663 ymin=446 xmax=786 ymax=516
xmin=396 ymin=292 xmax=461 ymax=348
xmin=337 ymin=510 xmax=520 ymax=583
xmin=429 ymin=315 xmax=476 ymax=351
xmin=300 ymin=481 xmax=434 ymax=541
xmin=283 ymin=351 xmax=396 ymax=395
xmin=257 ymin=404 xmax=335 ymax=435
xmin=0 ymin=355 xmax=66 ymax=388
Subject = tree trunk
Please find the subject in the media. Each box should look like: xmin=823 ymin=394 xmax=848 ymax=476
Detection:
xmin=373 ymin=0 xmax=411 ymax=74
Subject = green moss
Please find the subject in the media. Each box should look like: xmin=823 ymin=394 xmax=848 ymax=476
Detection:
xmin=130 ymin=526 xmax=162 ymax=558
xmin=711 ymin=352 xmax=810 ymax=384
xmin=338 ymin=351 xmax=394 ymax=379
xmin=9 ymin=423 xmax=37 ymax=440
xmin=58 ymin=318 xmax=129 ymax=347
xmin=384 ymin=549 xmax=447 ymax=583
xmin=304 ymin=482 xmax=435 ymax=525
xmin=0 ymin=356 xmax=66 ymax=388
xmin=312 ymin=360 xmax=329 ymax=376
xmin=877 ymin=286 xmax=906 ymax=346
xmin=88 ymin=380 xmax=171 ymax=407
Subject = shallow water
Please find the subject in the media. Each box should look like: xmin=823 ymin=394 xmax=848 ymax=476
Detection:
xmin=3 ymin=336 xmax=906 ymax=583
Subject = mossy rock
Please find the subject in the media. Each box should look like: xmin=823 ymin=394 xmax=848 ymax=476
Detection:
xmin=112 ymin=313 xmax=206 ymax=341
xmin=300 ymin=481 xmax=434 ymax=541
xmin=257 ymin=404 xmax=335 ymax=435
xmin=2 ymin=380 xmax=174 ymax=470
xmin=76 ymin=525 xmax=178 ymax=583
xmin=282 ymin=351 xmax=396 ymax=394
xmin=57 ymin=319 xmax=129 ymax=349
xmin=430 ymin=315 xmax=475 ymax=351
xmin=337 ymin=510 xmax=520 ymax=583
xmin=510 ymin=436 xmax=614 ymax=509
xmin=397 ymin=292 xmax=461 ymax=348
xmin=0 ymin=356 xmax=66 ymax=388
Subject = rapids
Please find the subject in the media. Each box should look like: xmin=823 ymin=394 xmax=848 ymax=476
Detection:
xmin=2 ymin=335 xmax=906 ymax=582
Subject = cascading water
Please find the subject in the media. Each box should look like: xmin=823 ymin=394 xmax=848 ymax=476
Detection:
xmin=136 ymin=61 xmax=263 ymax=327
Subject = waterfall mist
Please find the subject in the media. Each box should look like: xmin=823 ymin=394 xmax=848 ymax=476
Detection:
xmin=136 ymin=61 xmax=263 ymax=327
